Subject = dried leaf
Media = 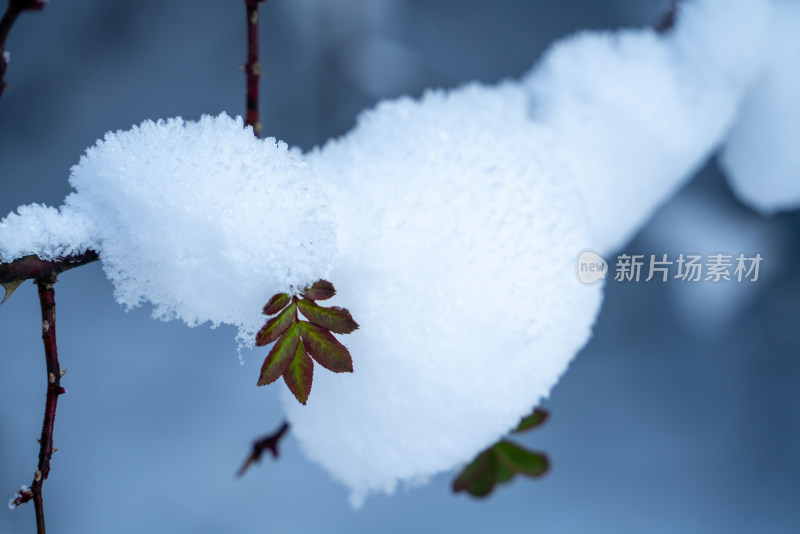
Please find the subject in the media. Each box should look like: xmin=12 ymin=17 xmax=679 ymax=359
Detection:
xmin=257 ymin=323 xmax=300 ymax=386
xmin=1 ymin=280 xmax=23 ymax=305
xmin=297 ymin=299 xmax=359 ymax=334
xmin=298 ymin=321 xmax=353 ymax=373
xmin=301 ymin=279 xmax=335 ymax=301
xmin=493 ymin=440 xmax=548 ymax=478
xmin=255 ymin=302 xmax=297 ymax=346
xmin=283 ymin=340 xmax=314 ymax=405
xmin=513 ymin=408 xmax=549 ymax=433
xmin=263 ymin=293 xmax=290 ymax=315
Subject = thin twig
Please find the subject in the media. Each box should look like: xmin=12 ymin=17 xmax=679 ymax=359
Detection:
xmin=0 ymin=0 xmax=46 ymax=100
xmin=237 ymin=420 xmax=290 ymax=477
xmin=26 ymin=276 xmax=65 ymax=534
xmin=244 ymin=0 xmax=266 ymax=137
xmin=654 ymin=1 xmax=678 ymax=34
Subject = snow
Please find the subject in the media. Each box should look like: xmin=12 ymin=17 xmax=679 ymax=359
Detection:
xmin=288 ymin=82 xmax=602 ymax=506
xmin=65 ymin=113 xmax=336 ymax=341
xmin=721 ymin=0 xmax=800 ymax=215
xmin=525 ymin=0 xmax=769 ymax=254
xmin=285 ymin=0 xmax=774 ymax=504
xmin=0 ymin=204 xmax=94 ymax=262
xmin=2 ymin=114 xmax=338 ymax=342
xmin=0 ymin=0 xmax=792 ymax=510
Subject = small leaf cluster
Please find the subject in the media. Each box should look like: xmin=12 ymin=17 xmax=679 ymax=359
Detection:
xmin=452 ymin=408 xmax=550 ymax=498
xmin=256 ymin=280 xmax=358 ymax=405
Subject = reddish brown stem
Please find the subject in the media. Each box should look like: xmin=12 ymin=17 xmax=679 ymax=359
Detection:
xmin=0 ymin=251 xmax=99 ymax=285
xmin=237 ymin=420 xmax=290 ymax=477
xmin=0 ymin=0 xmax=46 ymax=100
xmin=244 ymin=0 xmax=265 ymax=137
xmin=28 ymin=276 xmax=64 ymax=534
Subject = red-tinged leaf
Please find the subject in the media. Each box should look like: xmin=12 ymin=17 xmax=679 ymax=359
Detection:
xmin=283 ymin=340 xmax=314 ymax=405
xmin=263 ymin=293 xmax=290 ymax=315
xmin=255 ymin=302 xmax=297 ymax=346
xmin=298 ymin=321 xmax=353 ymax=373
xmin=257 ymin=323 xmax=300 ymax=386
xmin=297 ymin=298 xmax=359 ymax=334
xmin=467 ymin=454 xmax=498 ymax=497
xmin=301 ymin=279 xmax=335 ymax=301
xmin=453 ymin=449 xmax=492 ymax=493
xmin=513 ymin=408 xmax=549 ymax=433
xmin=493 ymin=440 xmax=549 ymax=478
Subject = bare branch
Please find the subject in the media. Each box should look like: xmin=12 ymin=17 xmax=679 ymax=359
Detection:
xmin=237 ymin=420 xmax=290 ymax=478
xmin=0 ymin=0 xmax=46 ymax=100
xmin=244 ymin=0 xmax=266 ymax=137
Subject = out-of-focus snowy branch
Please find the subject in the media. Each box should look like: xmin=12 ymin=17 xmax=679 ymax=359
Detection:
xmin=244 ymin=0 xmax=266 ymax=137
xmin=0 ymin=0 xmax=46 ymax=100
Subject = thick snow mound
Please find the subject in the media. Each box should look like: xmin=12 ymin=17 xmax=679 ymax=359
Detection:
xmin=286 ymin=82 xmax=602 ymax=506
xmin=65 ymin=114 xmax=336 ymax=340
xmin=0 ymin=203 xmax=95 ymax=262
xmin=721 ymin=0 xmax=800 ymax=214
xmin=525 ymin=0 xmax=769 ymax=254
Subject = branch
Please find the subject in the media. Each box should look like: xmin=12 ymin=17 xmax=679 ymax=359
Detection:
xmin=0 ymin=0 xmax=46 ymax=101
xmin=654 ymin=1 xmax=678 ymax=34
xmin=28 ymin=277 xmax=65 ymax=534
xmin=237 ymin=420 xmax=289 ymax=477
xmin=244 ymin=0 xmax=266 ymax=137
xmin=0 ymin=251 xmax=99 ymax=303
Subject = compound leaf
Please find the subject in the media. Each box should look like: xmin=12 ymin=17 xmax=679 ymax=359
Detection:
xmin=284 ymin=340 xmax=314 ymax=405
xmin=256 ymin=302 xmax=296 ymax=346
xmin=297 ymin=298 xmax=358 ymax=334
xmin=257 ymin=323 xmax=300 ymax=386
xmin=298 ymin=321 xmax=353 ymax=373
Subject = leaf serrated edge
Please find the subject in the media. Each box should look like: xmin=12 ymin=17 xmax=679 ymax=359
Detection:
xmin=257 ymin=323 xmax=300 ymax=386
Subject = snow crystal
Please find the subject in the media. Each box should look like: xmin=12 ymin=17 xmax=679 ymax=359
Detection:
xmin=0 ymin=204 xmax=95 ymax=262
xmin=721 ymin=0 xmax=800 ymax=214
xmin=286 ymin=82 xmax=602 ymax=506
xmin=524 ymin=0 xmax=769 ymax=254
xmin=63 ymin=113 xmax=336 ymax=340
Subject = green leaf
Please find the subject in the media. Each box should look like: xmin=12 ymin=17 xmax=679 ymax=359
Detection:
xmin=301 ymin=279 xmax=336 ymax=301
xmin=513 ymin=408 xmax=549 ymax=433
xmin=257 ymin=323 xmax=300 ymax=386
xmin=283 ymin=340 xmax=314 ymax=405
xmin=263 ymin=293 xmax=290 ymax=315
xmin=452 ymin=449 xmax=492 ymax=493
xmin=493 ymin=450 xmax=515 ymax=484
xmin=466 ymin=453 xmax=498 ymax=497
xmin=493 ymin=440 xmax=549 ymax=478
xmin=298 ymin=321 xmax=353 ymax=373
xmin=297 ymin=299 xmax=359 ymax=334
xmin=255 ymin=302 xmax=297 ymax=346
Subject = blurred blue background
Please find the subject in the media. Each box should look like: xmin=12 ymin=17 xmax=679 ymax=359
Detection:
xmin=1 ymin=1 xmax=799 ymax=532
